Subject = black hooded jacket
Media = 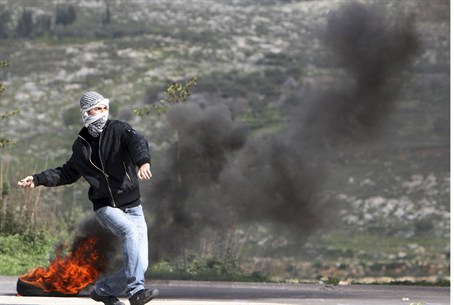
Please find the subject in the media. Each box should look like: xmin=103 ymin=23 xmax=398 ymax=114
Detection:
xmin=33 ymin=120 xmax=151 ymax=211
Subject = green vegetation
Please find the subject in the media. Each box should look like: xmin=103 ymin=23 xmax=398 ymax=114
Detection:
xmin=390 ymin=280 xmax=449 ymax=287
xmin=0 ymin=60 xmax=19 ymax=148
xmin=148 ymin=257 xmax=269 ymax=282
xmin=134 ymin=76 xmax=198 ymax=116
xmin=0 ymin=233 xmax=55 ymax=275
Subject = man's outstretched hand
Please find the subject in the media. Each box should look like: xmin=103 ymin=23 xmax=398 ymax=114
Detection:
xmin=138 ymin=163 xmax=152 ymax=180
xmin=18 ymin=176 xmax=35 ymax=188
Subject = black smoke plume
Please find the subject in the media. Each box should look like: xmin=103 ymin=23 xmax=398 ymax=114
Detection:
xmin=145 ymin=2 xmax=419 ymax=259
xmin=299 ymin=2 xmax=419 ymax=145
xmin=148 ymin=103 xmax=248 ymax=257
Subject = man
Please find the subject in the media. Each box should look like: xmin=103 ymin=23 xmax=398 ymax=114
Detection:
xmin=18 ymin=91 xmax=159 ymax=305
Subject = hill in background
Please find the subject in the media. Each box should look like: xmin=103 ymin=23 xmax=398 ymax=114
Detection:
xmin=0 ymin=0 xmax=449 ymax=282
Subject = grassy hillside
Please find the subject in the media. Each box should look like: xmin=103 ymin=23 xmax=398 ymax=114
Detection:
xmin=0 ymin=0 xmax=449 ymax=282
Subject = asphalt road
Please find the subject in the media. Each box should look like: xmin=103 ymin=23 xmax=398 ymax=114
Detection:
xmin=0 ymin=276 xmax=450 ymax=305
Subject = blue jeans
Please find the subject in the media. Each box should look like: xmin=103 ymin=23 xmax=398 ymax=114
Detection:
xmin=94 ymin=205 xmax=149 ymax=298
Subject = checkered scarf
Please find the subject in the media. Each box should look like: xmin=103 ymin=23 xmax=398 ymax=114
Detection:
xmin=79 ymin=91 xmax=110 ymax=137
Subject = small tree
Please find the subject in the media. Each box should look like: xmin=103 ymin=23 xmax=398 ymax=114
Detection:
xmin=135 ymin=77 xmax=197 ymax=270
xmin=0 ymin=6 xmax=11 ymax=39
xmin=134 ymin=76 xmax=198 ymax=116
xmin=0 ymin=60 xmax=19 ymax=148
xmin=55 ymin=5 xmax=77 ymax=27
xmin=135 ymin=76 xmax=198 ymax=202
xmin=16 ymin=9 xmax=33 ymax=38
xmin=101 ymin=4 xmax=111 ymax=26
xmin=0 ymin=59 xmax=23 ymax=236
xmin=34 ymin=15 xmax=52 ymax=36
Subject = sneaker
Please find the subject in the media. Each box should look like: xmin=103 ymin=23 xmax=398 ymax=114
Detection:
xmin=90 ymin=289 xmax=125 ymax=305
xmin=129 ymin=288 xmax=159 ymax=305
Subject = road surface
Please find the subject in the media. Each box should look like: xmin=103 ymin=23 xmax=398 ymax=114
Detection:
xmin=0 ymin=276 xmax=450 ymax=305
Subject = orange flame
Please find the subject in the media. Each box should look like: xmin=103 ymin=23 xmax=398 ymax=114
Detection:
xmin=19 ymin=234 xmax=107 ymax=295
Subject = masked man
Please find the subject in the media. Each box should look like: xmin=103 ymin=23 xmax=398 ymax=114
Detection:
xmin=18 ymin=91 xmax=159 ymax=305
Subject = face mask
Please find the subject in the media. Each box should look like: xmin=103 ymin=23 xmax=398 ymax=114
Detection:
xmin=85 ymin=111 xmax=109 ymax=137
xmin=79 ymin=91 xmax=110 ymax=137
xmin=80 ymin=91 xmax=109 ymax=137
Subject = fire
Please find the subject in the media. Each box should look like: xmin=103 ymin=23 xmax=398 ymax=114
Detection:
xmin=18 ymin=234 xmax=107 ymax=295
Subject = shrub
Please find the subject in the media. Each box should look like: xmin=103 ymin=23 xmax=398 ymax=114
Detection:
xmin=148 ymin=256 xmax=269 ymax=282
xmin=0 ymin=232 xmax=55 ymax=275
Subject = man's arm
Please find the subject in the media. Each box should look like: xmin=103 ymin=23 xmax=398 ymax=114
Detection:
xmin=122 ymin=124 xmax=152 ymax=180
xmin=18 ymin=156 xmax=81 ymax=188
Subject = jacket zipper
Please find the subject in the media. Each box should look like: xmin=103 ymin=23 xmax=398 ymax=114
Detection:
xmin=98 ymin=132 xmax=117 ymax=207
xmin=78 ymin=134 xmax=117 ymax=207
xmin=123 ymin=162 xmax=132 ymax=181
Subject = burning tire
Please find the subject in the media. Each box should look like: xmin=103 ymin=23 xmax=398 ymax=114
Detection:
xmin=16 ymin=277 xmax=79 ymax=297
xmin=15 ymin=233 xmax=110 ymax=297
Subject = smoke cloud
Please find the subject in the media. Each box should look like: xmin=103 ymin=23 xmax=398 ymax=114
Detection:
xmin=298 ymin=2 xmax=419 ymax=144
xmin=144 ymin=2 xmax=419 ymax=259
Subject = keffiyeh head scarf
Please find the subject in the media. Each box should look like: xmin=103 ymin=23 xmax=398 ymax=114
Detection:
xmin=79 ymin=91 xmax=110 ymax=137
